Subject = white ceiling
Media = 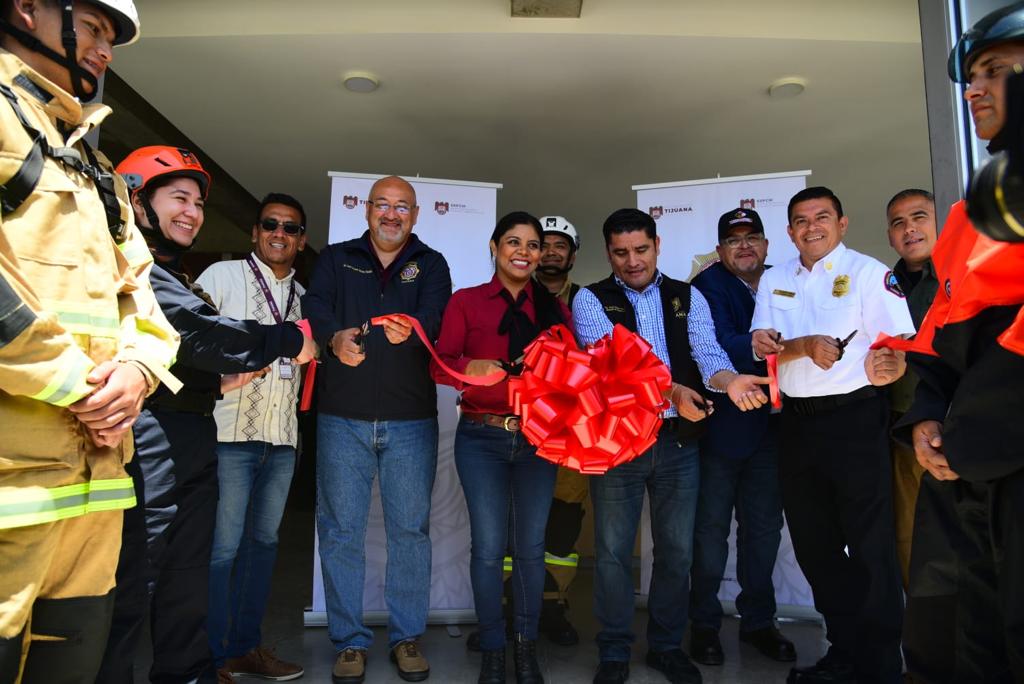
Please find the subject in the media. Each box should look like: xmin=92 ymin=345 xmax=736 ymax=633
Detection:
xmin=116 ymin=0 xmax=932 ymax=283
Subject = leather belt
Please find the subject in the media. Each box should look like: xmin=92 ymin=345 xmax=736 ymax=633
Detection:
xmin=783 ymin=385 xmax=879 ymax=417
xmin=463 ymin=412 xmax=521 ymax=432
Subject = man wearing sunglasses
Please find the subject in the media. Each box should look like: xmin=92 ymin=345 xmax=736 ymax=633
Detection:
xmin=195 ymin=192 xmax=308 ymax=681
xmin=688 ymin=209 xmax=795 ymax=668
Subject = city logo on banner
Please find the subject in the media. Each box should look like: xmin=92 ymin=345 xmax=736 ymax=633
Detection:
xmin=740 ymin=196 xmax=787 ymax=208
xmin=343 ymin=195 xmax=359 ymax=209
xmin=648 ymin=205 xmax=693 ymax=221
xmin=431 ymin=200 xmax=484 ymax=216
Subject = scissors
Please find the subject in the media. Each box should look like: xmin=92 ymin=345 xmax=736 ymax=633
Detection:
xmin=352 ymin=320 xmax=371 ymax=354
xmin=499 ymin=353 xmax=526 ymax=376
xmin=835 ymin=330 xmax=857 ymax=360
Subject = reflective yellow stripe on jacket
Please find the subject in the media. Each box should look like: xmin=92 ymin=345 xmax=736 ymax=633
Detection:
xmin=502 ymin=552 xmax=580 ymax=573
xmin=0 ymin=477 xmax=136 ymax=529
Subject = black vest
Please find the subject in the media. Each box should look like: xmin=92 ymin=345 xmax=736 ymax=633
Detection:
xmin=585 ymin=274 xmax=705 ymax=440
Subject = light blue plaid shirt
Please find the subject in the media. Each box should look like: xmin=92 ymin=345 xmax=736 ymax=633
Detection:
xmin=572 ymin=272 xmax=735 ymax=418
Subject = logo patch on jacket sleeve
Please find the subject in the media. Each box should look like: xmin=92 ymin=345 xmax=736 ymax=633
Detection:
xmin=883 ymin=271 xmax=905 ymax=298
xmin=399 ymin=262 xmax=420 ymax=282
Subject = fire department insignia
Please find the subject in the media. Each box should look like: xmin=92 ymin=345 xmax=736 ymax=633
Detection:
xmin=739 ymin=198 xmax=756 ymax=209
xmin=649 ymin=206 xmax=663 ymax=220
xmin=832 ymin=274 xmax=851 ymax=298
xmin=400 ymin=262 xmax=420 ymax=282
xmin=343 ymin=195 xmax=358 ymax=209
xmin=434 ymin=201 xmax=449 ymax=215
xmin=884 ymin=271 xmax=905 ymax=298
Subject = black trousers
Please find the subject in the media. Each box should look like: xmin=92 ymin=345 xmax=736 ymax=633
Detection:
xmin=779 ymin=392 xmax=903 ymax=683
xmin=95 ymin=409 xmax=220 ymax=684
xmin=904 ymin=469 xmax=1024 ymax=683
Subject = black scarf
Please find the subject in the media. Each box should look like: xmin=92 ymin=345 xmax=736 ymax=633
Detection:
xmin=496 ymin=282 xmax=567 ymax=364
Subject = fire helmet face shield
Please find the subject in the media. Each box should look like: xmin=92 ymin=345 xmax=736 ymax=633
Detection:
xmin=949 ymin=2 xmax=1024 ymax=83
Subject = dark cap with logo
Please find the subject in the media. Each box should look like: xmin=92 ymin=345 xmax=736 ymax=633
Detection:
xmin=717 ymin=208 xmax=765 ymax=243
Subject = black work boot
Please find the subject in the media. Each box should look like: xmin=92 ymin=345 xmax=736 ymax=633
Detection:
xmin=478 ymin=648 xmax=506 ymax=684
xmin=539 ymin=599 xmax=579 ymax=646
xmin=512 ymin=634 xmax=543 ymax=684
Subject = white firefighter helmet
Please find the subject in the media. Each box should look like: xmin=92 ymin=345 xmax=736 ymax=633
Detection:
xmin=539 ymin=215 xmax=580 ymax=251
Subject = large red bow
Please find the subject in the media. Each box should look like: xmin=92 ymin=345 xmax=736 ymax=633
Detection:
xmin=508 ymin=324 xmax=672 ymax=474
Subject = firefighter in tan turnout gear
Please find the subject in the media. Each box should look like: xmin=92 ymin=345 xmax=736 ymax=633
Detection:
xmin=0 ymin=0 xmax=180 ymax=681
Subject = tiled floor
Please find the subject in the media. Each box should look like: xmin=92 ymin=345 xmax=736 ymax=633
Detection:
xmin=135 ymin=505 xmax=828 ymax=683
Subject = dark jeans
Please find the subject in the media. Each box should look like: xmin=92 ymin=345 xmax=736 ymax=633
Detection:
xmin=689 ymin=427 xmax=783 ymax=633
xmin=454 ymin=418 xmax=557 ymax=651
xmin=590 ymin=430 xmax=700 ymax=662
xmin=779 ymin=393 xmax=903 ymax=684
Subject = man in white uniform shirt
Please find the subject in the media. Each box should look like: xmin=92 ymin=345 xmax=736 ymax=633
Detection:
xmin=196 ymin=193 xmax=308 ymax=681
xmin=750 ymin=187 xmax=913 ymax=684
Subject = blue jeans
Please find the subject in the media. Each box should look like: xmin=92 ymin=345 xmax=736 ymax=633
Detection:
xmin=689 ymin=430 xmax=783 ymax=632
xmin=590 ymin=431 xmax=700 ymax=662
xmin=454 ymin=419 xmax=557 ymax=651
xmin=207 ymin=441 xmax=296 ymax=665
xmin=317 ymin=414 xmax=438 ymax=651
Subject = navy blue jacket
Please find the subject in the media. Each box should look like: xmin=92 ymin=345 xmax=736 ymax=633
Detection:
xmin=145 ymin=263 xmax=305 ymax=414
xmin=690 ymin=261 xmax=774 ymax=460
xmin=302 ymin=232 xmax=452 ymax=421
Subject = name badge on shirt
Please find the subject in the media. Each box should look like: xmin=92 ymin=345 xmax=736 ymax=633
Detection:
xmin=772 ymin=289 xmax=796 ymax=298
xmin=278 ymin=358 xmax=294 ymax=379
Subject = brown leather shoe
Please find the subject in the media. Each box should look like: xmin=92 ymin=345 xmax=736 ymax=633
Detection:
xmin=332 ymin=648 xmax=366 ymax=684
xmin=225 ymin=646 xmax=304 ymax=681
xmin=217 ymin=668 xmax=236 ymax=684
xmin=390 ymin=640 xmax=430 ymax=682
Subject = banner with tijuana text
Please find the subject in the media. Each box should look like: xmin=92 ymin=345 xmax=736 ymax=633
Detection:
xmin=634 ymin=171 xmax=815 ymax=613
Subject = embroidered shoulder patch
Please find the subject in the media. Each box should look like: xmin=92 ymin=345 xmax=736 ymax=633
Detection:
xmin=884 ymin=271 xmax=905 ymax=298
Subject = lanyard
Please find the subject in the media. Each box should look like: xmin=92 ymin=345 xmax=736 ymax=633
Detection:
xmin=246 ymin=255 xmax=296 ymax=324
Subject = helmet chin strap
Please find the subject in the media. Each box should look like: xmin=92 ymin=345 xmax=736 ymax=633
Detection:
xmin=0 ymin=2 xmax=100 ymax=101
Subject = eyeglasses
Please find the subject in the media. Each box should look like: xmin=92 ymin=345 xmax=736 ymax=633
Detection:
xmin=722 ymin=233 xmax=765 ymax=249
xmin=258 ymin=218 xmax=305 ymax=235
xmin=370 ymin=202 xmax=412 ymax=216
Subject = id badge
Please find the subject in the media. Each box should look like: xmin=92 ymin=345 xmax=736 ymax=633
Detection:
xmin=278 ymin=358 xmax=294 ymax=379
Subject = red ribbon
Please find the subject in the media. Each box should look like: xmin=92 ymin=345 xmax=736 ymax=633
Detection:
xmin=765 ymin=353 xmax=781 ymax=408
xmin=370 ymin=314 xmax=507 ymax=386
xmin=508 ymin=324 xmax=672 ymax=475
xmin=296 ymin=319 xmax=316 ymax=411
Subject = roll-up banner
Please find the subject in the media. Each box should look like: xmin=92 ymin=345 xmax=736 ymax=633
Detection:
xmin=305 ymin=172 xmax=501 ymax=626
xmin=634 ymin=170 xmax=817 ymax=614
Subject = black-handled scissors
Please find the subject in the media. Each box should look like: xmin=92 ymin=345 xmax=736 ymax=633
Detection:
xmin=352 ymin=320 xmax=371 ymax=354
xmin=835 ymin=330 xmax=857 ymax=360
xmin=499 ymin=353 xmax=526 ymax=376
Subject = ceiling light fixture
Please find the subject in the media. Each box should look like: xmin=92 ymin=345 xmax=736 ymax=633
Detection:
xmin=768 ymin=77 xmax=807 ymax=99
xmin=343 ymin=71 xmax=379 ymax=93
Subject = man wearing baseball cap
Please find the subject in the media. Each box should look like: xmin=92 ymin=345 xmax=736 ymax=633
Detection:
xmin=688 ymin=209 xmax=795 ymax=667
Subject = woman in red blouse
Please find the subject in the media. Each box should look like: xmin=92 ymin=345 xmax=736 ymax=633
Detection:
xmin=432 ymin=212 xmax=571 ymax=684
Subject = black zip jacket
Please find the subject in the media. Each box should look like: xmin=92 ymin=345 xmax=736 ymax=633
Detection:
xmin=145 ymin=262 xmax=305 ymax=414
xmin=301 ymin=232 xmax=452 ymax=421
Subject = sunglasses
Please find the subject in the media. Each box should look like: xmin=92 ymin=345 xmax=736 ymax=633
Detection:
xmin=258 ymin=218 xmax=305 ymax=235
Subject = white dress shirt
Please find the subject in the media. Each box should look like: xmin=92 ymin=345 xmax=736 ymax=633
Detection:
xmin=750 ymin=243 xmax=914 ymax=398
